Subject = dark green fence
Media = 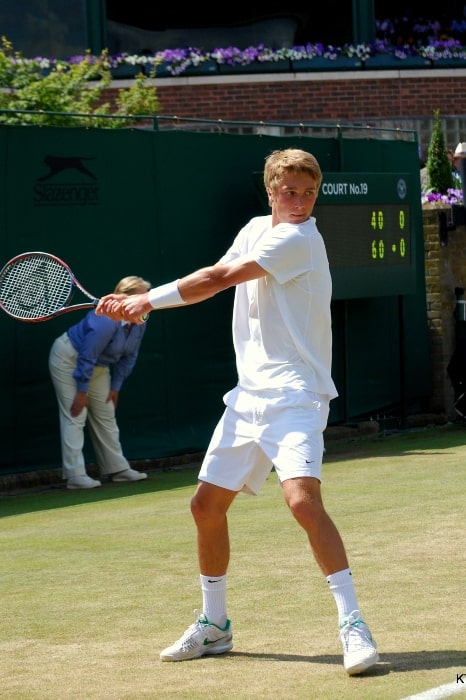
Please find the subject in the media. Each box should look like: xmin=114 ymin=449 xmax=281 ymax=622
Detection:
xmin=0 ymin=123 xmax=431 ymax=473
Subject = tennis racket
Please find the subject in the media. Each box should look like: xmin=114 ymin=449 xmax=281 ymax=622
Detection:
xmin=0 ymin=251 xmax=99 ymax=322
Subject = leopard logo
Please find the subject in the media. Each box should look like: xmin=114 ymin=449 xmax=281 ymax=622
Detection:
xmin=38 ymin=155 xmax=96 ymax=181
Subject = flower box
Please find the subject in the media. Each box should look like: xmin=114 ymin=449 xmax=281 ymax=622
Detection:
xmin=363 ymin=55 xmax=431 ymax=70
xmin=12 ymin=37 xmax=466 ymax=81
xmin=395 ymin=55 xmax=432 ymax=69
xmin=152 ymin=61 xmax=173 ymax=77
xmin=154 ymin=59 xmax=218 ymax=77
xmin=431 ymin=57 xmax=466 ymax=68
xmin=291 ymin=56 xmax=362 ymax=72
xmin=111 ymin=64 xmax=145 ymax=79
xmin=218 ymin=59 xmax=290 ymax=75
xmin=182 ymin=60 xmax=219 ymax=76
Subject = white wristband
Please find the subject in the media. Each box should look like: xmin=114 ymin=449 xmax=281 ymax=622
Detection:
xmin=148 ymin=280 xmax=186 ymax=309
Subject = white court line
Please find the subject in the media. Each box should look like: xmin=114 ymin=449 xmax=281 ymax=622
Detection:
xmin=401 ymin=681 xmax=466 ymax=700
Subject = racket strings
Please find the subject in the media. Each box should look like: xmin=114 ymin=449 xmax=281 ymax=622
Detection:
xmin=0 ymin=254 xmax=72 ymax=319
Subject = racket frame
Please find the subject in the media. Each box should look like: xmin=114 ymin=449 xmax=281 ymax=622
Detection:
xmin=0 ymin=251 xmax=99 ymax=322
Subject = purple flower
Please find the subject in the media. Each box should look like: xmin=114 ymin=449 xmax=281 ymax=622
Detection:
xmin=421 ymin=188 xmax=464 ymax=206
xmin=7 ymin=37 xmax=466 ymax=77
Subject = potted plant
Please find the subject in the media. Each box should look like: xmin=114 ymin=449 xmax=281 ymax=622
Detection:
xmin=421 ymin=110 xmax=464 ymax=233
xmin=422 ymin=110 xmax=458 ymax=207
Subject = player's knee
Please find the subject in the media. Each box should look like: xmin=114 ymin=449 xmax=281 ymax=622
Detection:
xmin=190 ymin=492 xmax=213 ymax=524
xmin=190 ymin=492 xmax=226 ymax=527
xmin=288 ymin=495 xmax=324 ymax=529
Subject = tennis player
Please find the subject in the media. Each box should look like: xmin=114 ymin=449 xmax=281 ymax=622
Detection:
xmin=96 ymin=148 xmax=379 ymax=675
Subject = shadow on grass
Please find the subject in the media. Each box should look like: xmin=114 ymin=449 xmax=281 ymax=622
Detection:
xmin=0 ymin=465 xmax=200 ymax=518
xmin=324 ymin=422 xmax=466 ymax=463
xmin=227 ymin=649 xmax=465 ymax=674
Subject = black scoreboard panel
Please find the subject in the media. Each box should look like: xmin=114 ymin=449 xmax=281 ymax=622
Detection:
xmin=314 ymin=172 xmax=418 ymax=299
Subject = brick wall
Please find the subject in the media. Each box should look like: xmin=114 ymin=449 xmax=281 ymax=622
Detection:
xmin=423 ymin=209 xmax=466 ymax=418
xmin=106 ymin=68 xmax=466 ymax=123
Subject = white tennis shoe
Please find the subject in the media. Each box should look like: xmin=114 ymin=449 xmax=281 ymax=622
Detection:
xmin=339 ymin=609 xmax=379 ymax=675
xmin=160 ymin=611 xmax=233 ymax=662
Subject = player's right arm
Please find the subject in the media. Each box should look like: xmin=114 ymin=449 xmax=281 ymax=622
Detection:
xmin=96 ymin=256 xmax=266 ymax=323
xmin=178 ymin=256 xmax=266 ymax=303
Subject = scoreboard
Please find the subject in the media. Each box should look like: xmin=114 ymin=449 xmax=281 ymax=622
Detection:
xmin=314 ymin=172 xmax=419 ymax=299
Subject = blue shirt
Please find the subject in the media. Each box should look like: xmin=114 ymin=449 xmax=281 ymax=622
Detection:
xmin=67 ymin=310 xmax=147 ymax=392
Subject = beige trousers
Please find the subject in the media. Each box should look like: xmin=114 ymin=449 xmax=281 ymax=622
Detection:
xmin=48 ymin=333 xmax=131 ymax=479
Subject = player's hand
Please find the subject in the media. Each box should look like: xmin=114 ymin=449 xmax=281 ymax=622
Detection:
xmin=116 ymin=293 xmax=152 ymax=324
xmin=96 ymin=294 xmax=127 ymax=321
xmin=97 ymin=293 xmax=151 ymax=324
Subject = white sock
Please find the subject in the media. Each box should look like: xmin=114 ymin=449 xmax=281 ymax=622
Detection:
xmin=200 ymin=574 xmax=227 ymax=628
xmin=326 ymin=568 xmax=359 ymax=624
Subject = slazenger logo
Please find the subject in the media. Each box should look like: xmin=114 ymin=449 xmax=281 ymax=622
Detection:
xmin=33 ymin=154 xmax=99 ymax=207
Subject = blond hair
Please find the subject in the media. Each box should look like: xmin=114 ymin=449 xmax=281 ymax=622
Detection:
xmin=113 ymin=276 xmax=151 ymax=295
xmin=264 ymin=148 xmax=322 ymax=192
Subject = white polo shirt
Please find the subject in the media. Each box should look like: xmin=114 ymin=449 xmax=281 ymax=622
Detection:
xmin=219 ymin=215 xmax=338 ymax=400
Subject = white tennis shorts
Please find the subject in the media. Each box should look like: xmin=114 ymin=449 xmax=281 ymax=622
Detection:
xmin=199 ymin=386 xmax=330 ymax=495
